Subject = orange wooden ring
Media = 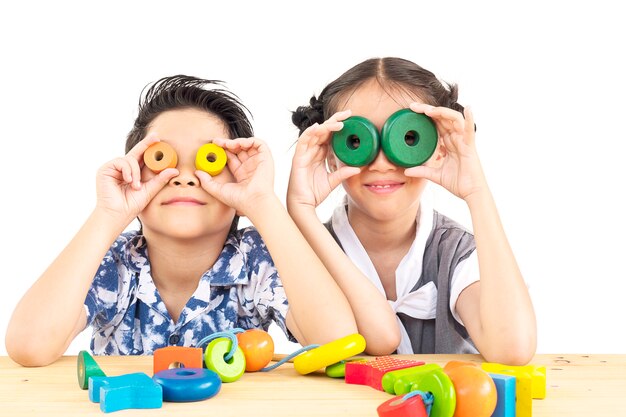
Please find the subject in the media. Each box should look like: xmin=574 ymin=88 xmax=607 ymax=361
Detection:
xmin=144 ymin=142 xmax=178 ymax=173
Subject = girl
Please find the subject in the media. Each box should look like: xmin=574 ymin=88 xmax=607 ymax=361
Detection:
xmin=6 ymin=75 xmax=356 ymax=366
xmin=287 ymin=58 xmax=536 ymax=364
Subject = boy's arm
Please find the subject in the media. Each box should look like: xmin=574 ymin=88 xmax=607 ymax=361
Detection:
xmin=247 ymin=196 xmax=358 ymax=346
xmin=6 ymin=135 xmax=176 ymax=366
xmin=6 ymin=209 xmax=128 ymax=366
xmin=198 ymin=137 xmax=359 ymax=346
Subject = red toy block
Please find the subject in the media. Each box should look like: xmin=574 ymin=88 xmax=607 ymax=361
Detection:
xmin=346 ymin=356 xmax=424 ymax=391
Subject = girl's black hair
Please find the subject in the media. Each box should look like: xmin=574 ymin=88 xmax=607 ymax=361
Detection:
xmin=292 ymin=57 xmax=466 ymax=135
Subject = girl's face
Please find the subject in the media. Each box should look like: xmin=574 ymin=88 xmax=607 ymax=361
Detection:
xmin=329 ymin=80 xmax=442 ymax=224
xmin=138 ymin=108 xmax=236 ymax=240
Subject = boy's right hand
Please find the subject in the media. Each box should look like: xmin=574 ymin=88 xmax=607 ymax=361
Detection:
xmin=287 ymin=110 xmax=361 ymax=210
xmin=95 ymin=134 xmax=178 ymax=220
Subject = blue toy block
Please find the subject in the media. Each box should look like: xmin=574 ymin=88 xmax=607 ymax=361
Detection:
xmin=489 ymin=373 xmax=516 ymax=417
xmin=88 ymin=372 xmax=162 ymax=413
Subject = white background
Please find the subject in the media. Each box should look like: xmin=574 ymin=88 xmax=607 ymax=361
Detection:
xmin=1 ymin=1 xmax=624 ymax=357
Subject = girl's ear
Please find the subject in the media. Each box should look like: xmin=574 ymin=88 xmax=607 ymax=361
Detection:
xmin=326 ymin=153 xmax=339 ymax=172
xmin=427 ymin=142 xmax=447 ymax=167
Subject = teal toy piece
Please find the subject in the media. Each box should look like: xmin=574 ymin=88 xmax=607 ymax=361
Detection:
xmin=77 ymin=350 xmax=106 ymax=390
xmin=153 ymin=368 xmax=221 ymax=402
xmin=204 ymin=338 xmax=246 ymax=383
xmin=331 ymin=116 xmax=380 ymax=166
xmin=381 ymin=109 xmax=438 ymax=167
xmin=489 ymin=373 xmax=516 ymax=417
xmin=89 ymin=372 xmax=162 ymax=413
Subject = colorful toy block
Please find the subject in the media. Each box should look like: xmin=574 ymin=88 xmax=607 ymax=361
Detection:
xmin=481 ymin=362 xmax=546 ymax=399
xmin=89 ymin=372 xmax=162 ymax=413
xmin=489 ymin=373 xmax=516 ymax=417
xmin=345 ymin=356 xmax=424 ymax=391
xmin=153 ymin=368 xmax=221 ymax=402
xmin=153 ymin=346 xmax=203 ymax=374
xmin=77 ymin=350 xmax=106 ymax=390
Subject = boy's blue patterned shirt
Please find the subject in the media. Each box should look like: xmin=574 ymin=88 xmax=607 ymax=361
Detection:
xmin=84 ymin=227 xmax=291 ymax=355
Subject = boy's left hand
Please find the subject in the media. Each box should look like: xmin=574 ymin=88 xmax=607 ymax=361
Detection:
xmin=196 ymin=137 xmax=274 ymax=215
xmin=404 ymin=103 xmax=488 ymax=201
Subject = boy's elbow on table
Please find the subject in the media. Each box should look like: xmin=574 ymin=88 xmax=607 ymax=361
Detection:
xmin=6 ymin=339 xmax=62 ymax=367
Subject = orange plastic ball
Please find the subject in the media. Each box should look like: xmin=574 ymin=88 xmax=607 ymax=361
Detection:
xmin=236 ymin=329 xmax=274 ymax=372
xmin=445 ymin=365 xmax=497 ymax=417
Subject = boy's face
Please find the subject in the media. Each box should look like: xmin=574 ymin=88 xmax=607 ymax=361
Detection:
xmin=138 ymin=108 xmax=236 ymax=240
xmin=329 ymin=79 xmax=442 ymax=224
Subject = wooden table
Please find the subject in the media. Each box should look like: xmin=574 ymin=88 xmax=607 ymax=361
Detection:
xmin=0 ymin=354 xmax=623 ymax=416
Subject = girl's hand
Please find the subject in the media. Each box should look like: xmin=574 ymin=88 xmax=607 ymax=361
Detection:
xmin=96 ymin=134 xmax=178 ymax=220
xmin=287 ymin=110 xmax=361 ymax=209
xmin=405 ymin=103 xmax=487 ymax=201
xmin=196 ymin=137 xmax=274 ymax=216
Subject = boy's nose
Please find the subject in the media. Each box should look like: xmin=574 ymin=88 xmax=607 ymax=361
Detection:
xmin=169 ymin=167 xmax=199 ymax=187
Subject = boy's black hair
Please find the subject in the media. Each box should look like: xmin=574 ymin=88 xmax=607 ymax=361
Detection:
xmin=127 ymin=75 xmax=254 ymax=235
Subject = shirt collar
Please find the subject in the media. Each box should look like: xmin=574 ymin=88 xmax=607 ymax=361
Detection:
xmin=123 ymin=231 xmax=249 ymax=287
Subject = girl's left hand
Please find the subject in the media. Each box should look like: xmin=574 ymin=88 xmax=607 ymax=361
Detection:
xmin=196 ymin=137 xmax=274 ymax=215
xmin=404 ymin=103 xmax=487 ymax=200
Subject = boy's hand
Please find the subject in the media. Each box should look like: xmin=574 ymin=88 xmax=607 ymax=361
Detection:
xmin=197 ymin=137 xmax=275 ymax=216
xmin=287 ymin=110 xmax=361 ymax=209
xmin=404 ymin=103 xmax=488 ymax=201
xmin=96 ymin=134 xmax=178 ymax=220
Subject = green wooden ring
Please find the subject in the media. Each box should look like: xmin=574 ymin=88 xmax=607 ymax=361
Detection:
xmin=331 ymin=116 xmax=380 ymax=166
xmin=77 ymin=350 xmax=106 ymax=390
xmin=409 ymin=369 xmax=456 ymax=417
xmin=381 ymin=109 xmax=438 ymax=167
xmin=203 ymin=338 xmax=246 ymax=383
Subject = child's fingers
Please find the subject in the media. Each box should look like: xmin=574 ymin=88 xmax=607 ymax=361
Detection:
xmin=327 ymin=166 xmax=362 ymax=189
xmin=326 ymin=109 xmax=352 ymax=124
xmin=464 ymin=107 xmax=476 ymax=146
xmin=109 ymin=157 xmax=135 ymax=186
xmin=127 ymin=133 xmax=161 ymax=162
xmin=143 ymin=168 xmax=178 ymax=199
xmin=404 ymin=165 xmax=437 ymax=182
xmin=196 ymin=170 xmax=228 ymax=201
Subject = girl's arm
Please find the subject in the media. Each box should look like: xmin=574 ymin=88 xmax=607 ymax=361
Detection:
xmin=405 ymin=104 xmax=537 ymax=365
xmin=6 ymin=135 xmax=177 ymax=366
xmin=285 ymin=118 xmax=401 ymax=355
xmin=197 ymin=137 xmax=358 ymax=346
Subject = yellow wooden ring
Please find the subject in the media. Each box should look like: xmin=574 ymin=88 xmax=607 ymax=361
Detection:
xmin=143 ymin=142 xmax=178 ymax=173
xmin=195 ymin=143 xmax=227 ymax=176
xmin=293 ymin=333 xmax=366 ymax=375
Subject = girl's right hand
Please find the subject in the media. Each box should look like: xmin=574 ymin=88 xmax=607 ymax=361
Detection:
xmin=95 ymin=134 xmax=178 ymax=220
xmin=287 ymin=110 xmax=361 ymax=209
